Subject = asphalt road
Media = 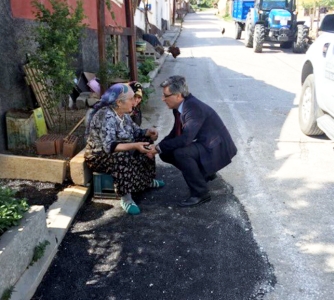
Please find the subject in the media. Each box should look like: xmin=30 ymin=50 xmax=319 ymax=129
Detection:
xmin=33 ymin=10 xmax=334 ymax=300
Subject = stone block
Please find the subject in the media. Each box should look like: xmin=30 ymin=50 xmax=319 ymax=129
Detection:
xmin=0 ymin=206 xmax=49 ymax=297
xmin=0 ymin=154 xmax=67 ymax=183
xmin=69 ymin=148 xmax=92 ymax=186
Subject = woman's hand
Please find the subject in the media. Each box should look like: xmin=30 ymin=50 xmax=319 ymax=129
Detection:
xmin=135 ymin=143 xmax=158 ymax=159
xmin=146 ymin=128 xmax=158 ymax=141
xmin=135 ymin=142 xmax=153 ymax=153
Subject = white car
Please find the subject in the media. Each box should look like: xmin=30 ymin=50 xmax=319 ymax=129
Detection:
xmin=299 ymin=14 xmax=334 ymax=139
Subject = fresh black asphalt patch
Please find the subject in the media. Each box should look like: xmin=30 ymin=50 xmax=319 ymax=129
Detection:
xmin=33 ymin=166 xmax=276 ymax=300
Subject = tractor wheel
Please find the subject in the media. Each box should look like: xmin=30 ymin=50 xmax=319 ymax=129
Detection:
xmin=235 ymin=22 xmax=242 ymax=40
xmin=293 ymin=25 xmax=309 ymax=53
xmin=298 ymin=74 xmax=323 ymax=136
xmin=244 ymin=14 xmax=253 ymax=48
xmin=253 ymin=24 xmax=265 ymax=53
xmin=280 ymin=41 xmax=293 ymax=49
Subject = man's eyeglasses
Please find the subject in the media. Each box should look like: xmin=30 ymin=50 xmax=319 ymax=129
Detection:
xmin=163 ymin=93 xmax=174 ymax=98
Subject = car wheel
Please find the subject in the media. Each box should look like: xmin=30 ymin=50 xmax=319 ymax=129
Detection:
xmin=298 ymin=74 xmax=324 ymax=135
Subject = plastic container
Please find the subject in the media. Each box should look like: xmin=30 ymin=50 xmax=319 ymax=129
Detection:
xmin=136 ymin=41 xmax=147 ymax=52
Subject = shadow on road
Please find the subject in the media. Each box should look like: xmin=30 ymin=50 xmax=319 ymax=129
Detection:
xmin=33 ymin=165 xmax=276 ymax=300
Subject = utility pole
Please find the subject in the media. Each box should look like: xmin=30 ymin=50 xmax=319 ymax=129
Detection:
xmin=97 ymin=0 xmax=137 ymax=86
xmin=125 ymin=0 xmax=138 ymax=81
xmin=97 ymin=0 xmax=106 ymax=94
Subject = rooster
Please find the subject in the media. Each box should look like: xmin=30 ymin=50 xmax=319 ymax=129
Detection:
xmin=168 ymin=44 xmax=181 ymax=59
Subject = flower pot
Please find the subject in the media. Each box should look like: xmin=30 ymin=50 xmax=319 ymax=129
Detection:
xmin=136 ymin=41 xmax=147 ymax=53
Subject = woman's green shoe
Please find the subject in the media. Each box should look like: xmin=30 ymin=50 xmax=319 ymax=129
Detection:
xmin=120 ymin=199 xmax=140 ymax=215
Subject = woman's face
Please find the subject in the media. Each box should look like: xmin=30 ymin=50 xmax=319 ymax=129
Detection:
xmin=134 ymin=94 xmax=142 ymax=107
xmin=117 ymin=96 xmax=136 ymax=114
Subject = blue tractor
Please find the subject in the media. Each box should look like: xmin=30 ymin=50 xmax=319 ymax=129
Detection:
xmin=232 ymin=0 xmax=310 ymax=53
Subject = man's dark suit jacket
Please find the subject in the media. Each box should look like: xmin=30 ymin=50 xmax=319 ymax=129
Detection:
xmin=159 ymin=93 xmax=237 ymax=175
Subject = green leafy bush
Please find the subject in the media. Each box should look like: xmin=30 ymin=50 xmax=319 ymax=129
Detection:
xmin=138 ymin=57 xmax=156 ymax=76
xmin=0 ymin=187 xmax=29 ymax=235
xmin=97 ymin=36 xmax=130 ymax=90
xmin=29 ymin=0 xmax=87 ymax=110
xmin=137 ymin=57 xmax=156 ymax=105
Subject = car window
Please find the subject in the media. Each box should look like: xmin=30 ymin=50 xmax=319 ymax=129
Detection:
xmin=320 ymin=14 xmax=334 ymax=33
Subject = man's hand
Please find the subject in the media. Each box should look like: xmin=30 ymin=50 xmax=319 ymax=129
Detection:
xmin=146 ymin=128 xmax=158 ymax=141
xmin=146 ymin=145 xmax=159 ymax=159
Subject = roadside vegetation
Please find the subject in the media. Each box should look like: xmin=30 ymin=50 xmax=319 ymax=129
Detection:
xmin=27 ymin=0 xmax=87 ymax=129
xmin=0 ymin=186 xmax=29 ymax=236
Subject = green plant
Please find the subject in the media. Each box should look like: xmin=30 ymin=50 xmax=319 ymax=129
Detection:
xmin=30 ymin=240 xmax=51 ymax=266
xmin=137 ymin=57 xmax=156 ymax=105
xmin=0 ymin=187 xmax=29 ymax=236
xmin=98 ymin=38 xmax=130 ymax=90
xmin=29 ymin=0 xmax=87 ymax=120
xmin=1 ymin=286 xmax=14 ymax=300
xmin=138 ymin=57 xmax=156 ymax=76
xmin=141 ymin=86 xmax=155 ymax=105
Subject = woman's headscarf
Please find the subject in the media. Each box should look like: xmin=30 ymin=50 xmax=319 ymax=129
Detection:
xmin=129 ymin=81 xmax=143 ymax=97
xmin=85 ymin=83 xmax=134 ymax=136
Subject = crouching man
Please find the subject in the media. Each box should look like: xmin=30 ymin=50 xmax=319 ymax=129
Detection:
xmin=149 ymin=75 xmax=237 ymax=207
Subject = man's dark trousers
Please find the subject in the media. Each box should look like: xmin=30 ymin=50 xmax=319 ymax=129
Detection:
xmin=160 ymin=143 xmax=208 ymax=197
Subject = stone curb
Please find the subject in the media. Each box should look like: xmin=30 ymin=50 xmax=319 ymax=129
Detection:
xmin=10 ymin=186 xmax=91 ymax=300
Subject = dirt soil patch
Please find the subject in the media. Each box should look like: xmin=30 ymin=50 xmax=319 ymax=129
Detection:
xmin=0 ymin=179 xmax=69 ymax=212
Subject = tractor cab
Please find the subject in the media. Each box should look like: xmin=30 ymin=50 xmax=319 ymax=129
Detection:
xmin=254 ymin=0 xmax=297 ymax=28
xmin=257 ymin=0 xmax=294 ymax=11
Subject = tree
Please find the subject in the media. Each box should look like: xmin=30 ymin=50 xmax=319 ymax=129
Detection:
xmin=29 ymin=0 xmax=87 ymax=127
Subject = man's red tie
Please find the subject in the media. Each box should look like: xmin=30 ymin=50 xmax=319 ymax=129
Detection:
xmin=175 ymin=111 xmax=182 ymax=136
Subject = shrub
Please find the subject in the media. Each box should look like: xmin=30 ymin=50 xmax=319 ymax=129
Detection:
xmin=29 ymin=0 xmax=87 ymax=112
xmin=0 ymin=187 xmax=29 ymax=236
xmin=138 ymin=57 xmax=156 ymax=76
xmin=137 ymin=57 xmax=156 ymax=105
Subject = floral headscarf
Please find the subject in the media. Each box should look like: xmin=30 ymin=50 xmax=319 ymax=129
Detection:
xmin=85 ymin=83 xmax=134 ymax=136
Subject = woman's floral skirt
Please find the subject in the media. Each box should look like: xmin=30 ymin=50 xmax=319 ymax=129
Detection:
xmin=85 ymin=150 xmax=155 ymax=196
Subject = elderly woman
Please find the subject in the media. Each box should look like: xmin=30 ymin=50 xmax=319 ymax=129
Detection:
xmin=85 ymin=83 xmax=164 ymax=215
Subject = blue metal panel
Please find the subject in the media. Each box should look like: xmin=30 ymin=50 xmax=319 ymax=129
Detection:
xmin=268 ymin=9 xmax=292 ymax=29
xmin=232 ymin=0 xmax=254 ymax=21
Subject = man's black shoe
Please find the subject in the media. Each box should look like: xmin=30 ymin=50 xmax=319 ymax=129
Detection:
xmin=205 ymin=173 xmax=217 ymax=182
xmin=177 ymin=193 xmax=211 ymax=207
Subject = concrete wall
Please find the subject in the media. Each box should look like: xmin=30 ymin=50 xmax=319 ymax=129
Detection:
xmin=0 ymin=0 xmax=100 ymax=152
xmin=0 ymin=0 xmax=33 ymax=152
